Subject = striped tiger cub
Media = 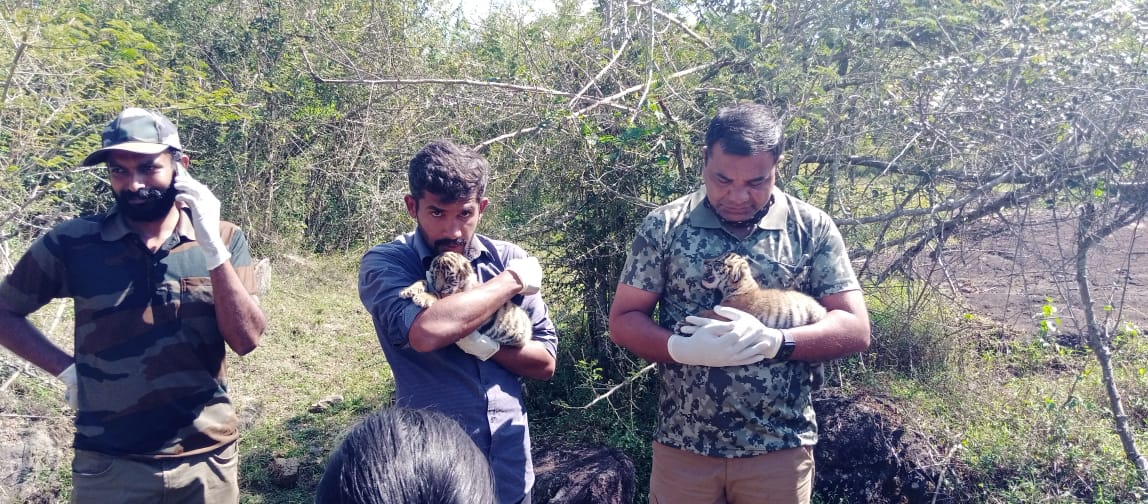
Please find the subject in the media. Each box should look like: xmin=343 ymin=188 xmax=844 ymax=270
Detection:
xmin=699 ymin=251 xmax=828 ymax=387
xmin=399 ymin=251 xmax=532 ymax=347
xmin=699 ymin=251 xmax=827 ymax=327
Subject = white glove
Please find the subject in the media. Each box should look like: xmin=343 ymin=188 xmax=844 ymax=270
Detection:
xmin=684 ymin=305 xmax=784 ymax=359
xmin=56 ymin=364 xmax=78 ymax=409
xmin=456 ymin=331 xmax=501 ymax=361
xmin=174 ymin=167 xmax=231 ymax=270
xmin=668 ymin=315 xmax=765 ymax=367
xmin=505 ymin=257 xmax=543 ymax=295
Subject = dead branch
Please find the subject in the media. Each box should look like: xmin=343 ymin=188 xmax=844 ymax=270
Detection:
xmin=476 ymin=126 xmax=540 ymax=151
xmin=572 ymin=63 xmax=714 ymax=117
xmin=570 ymin=363 xmax=655 ymax=410
xmin=1072 ymin=203 xmax=1148 ymax=491
xmin=568 ymin=38 xmax=630 ymax=109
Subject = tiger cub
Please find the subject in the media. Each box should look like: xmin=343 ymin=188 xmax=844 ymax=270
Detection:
xmin=698 ymin=251 xmax=827 ymax=387
xmin=399 ymin=251 xmax=532 ymax=347
xmin=699 ymin=251 xmax=827 ymax=327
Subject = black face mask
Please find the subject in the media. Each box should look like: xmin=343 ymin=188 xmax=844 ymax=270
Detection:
xmin=704 ymin=194 xmax=775 ymax=228
xmin=114 ymin=178 xmax=178 ymax=222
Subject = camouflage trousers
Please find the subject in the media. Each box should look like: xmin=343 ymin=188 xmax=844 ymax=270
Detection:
xmin=71 ymin=441 xmax=239 ymax=504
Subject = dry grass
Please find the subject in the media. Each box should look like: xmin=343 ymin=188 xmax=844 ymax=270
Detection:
xmin=232 ymin=252 xmax=392 ymax=503
xmin=230 ymin=252 xmax=389 ymax=425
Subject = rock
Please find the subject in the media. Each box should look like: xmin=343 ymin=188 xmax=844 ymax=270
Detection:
xmin=308 ymin=395 xmax=344 ymax=413
xmin=254 ymin=258 xmax=272 ymax=296
xmin=237 ymin=399 xmax=262 ymax=432
xmin=270 ymin=456 xmax=302 ymax=488
xmin=532 ymin=441 xmax=635 ymax=504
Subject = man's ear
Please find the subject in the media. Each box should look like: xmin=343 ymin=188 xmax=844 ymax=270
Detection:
xmin=404 ymin=194 xmax=418 ymax=219
xmin=172 ymin=152 xmax=190 ymax=174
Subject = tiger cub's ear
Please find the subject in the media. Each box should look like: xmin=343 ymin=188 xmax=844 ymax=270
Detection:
xmin=727 ymin=257 xmax=744 ymax=285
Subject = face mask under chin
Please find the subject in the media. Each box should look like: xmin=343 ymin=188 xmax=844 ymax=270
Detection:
xmin=115 ymin=184 xmax=178 ymax=222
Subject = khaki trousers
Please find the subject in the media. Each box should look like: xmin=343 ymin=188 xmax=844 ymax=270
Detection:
xmin=649 ymin=441 xmax=814 ymax=504
xmin=71 ymin=441 xmax=239 ymax=504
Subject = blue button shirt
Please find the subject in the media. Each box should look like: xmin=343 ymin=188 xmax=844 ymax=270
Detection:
xmin=358 ymin=231 xmax=557 ymax=503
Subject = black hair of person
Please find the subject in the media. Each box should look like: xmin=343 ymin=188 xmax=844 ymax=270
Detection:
xmin=702 ymin=102 xmax=784 ymax=228
xmin=314 ymin=407 xmax=496 ymax=504
xmin=408 ymin=140 xmax=490 ymax=204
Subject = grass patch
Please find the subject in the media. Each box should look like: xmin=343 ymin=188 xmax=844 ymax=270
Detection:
xmin=231 ymin=252 xmax=392 ymax=503
xmin=863 ymin=278 xmax=965 ymax=382
xmin=880 ymin=324 xmax=1148 ymax=503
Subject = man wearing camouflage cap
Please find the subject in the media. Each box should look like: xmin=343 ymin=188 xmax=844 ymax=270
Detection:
xmin=608 ymin=102 xmax=871 ymax=503
xmin=0 ymin=107 xmax=265 ymax=503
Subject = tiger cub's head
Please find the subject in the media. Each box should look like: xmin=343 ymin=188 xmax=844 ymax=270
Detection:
xmin=701 ymin=252 xmax=756 ymax=297
xmin=428 ymin=251 xmax=479 ymax=296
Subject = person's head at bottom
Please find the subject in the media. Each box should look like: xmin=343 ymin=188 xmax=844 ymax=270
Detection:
xmin=315 ymin=407 xmax=496 ymax=504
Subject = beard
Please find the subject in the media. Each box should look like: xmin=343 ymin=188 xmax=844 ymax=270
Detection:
xmin=115 ymin=181 xmax=178 ymax=222
xmin=432 ymin=237 xmax=467 ymax=254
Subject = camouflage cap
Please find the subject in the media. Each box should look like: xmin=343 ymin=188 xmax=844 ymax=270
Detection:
xmin=81 ymin=108 xmax=183 ymax=166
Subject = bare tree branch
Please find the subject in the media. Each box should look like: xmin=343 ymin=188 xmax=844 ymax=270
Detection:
xmin=628 ymin=0 xmax=713 ymax=50
xmin=569 ymin=363 xmax=654 ymax=410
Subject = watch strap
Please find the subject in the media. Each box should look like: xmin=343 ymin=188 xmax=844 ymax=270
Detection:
xmin=775 ymin=329 xmax=797 ymax=360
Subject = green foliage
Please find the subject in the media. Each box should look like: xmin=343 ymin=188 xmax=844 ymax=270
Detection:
xmin=864 ymin=278 xmax=961 ymax=382
xmin=0 ymin=2 xmax=243 ymax=243
xmin=1036 ymin=296 xmax=1062 ymax=344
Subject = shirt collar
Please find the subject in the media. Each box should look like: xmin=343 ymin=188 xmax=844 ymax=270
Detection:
xmin=411 ymin=230 xmax=495 ymax=266
xmin=687 ymin=186 xmax=788 ymax=231
xmin=99 ymin=205 xmax=196 ymax=242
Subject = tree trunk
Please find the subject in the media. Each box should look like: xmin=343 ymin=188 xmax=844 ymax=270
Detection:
xmin=1074 ymin=207 xmax=1148 ymax=493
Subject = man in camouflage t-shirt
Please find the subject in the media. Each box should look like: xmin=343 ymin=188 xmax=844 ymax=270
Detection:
xmin=609 ymin=102 xmax=871 ymax=504
xmin=0 ymin=108 xmax=266 ymax=503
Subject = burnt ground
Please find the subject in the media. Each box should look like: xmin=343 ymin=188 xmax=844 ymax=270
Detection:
xmin=877 ymin=208 xmax=1148 ymax=336
xmin=814 ymin=388 xmax=946 ymax=504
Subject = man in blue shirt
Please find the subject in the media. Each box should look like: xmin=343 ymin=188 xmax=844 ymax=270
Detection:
xmin=358 ymin=140 xmax=557 ymax=504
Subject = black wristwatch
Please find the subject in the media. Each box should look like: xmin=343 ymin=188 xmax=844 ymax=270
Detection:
xmin=774 ymin=329 xmax=797 ymax=361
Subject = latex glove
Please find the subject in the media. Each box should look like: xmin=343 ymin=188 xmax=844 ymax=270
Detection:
xmin=668 ymin=316 xmax=765 ymax=367
xmin=505 ymin=257 xmax=543 ymax=295
xmin=456 ymin=331 xmax=501 ymax=361
xmin=56 ymin=363 xmax=78 ymax=409
xmin=174 ymin=167 xmax=231 ymax=270
xmin=685 ymin=305 xmax=784 ymax=359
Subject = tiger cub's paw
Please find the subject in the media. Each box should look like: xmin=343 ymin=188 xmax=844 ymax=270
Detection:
xmin=399 ymin=281 xmax=437 ymax=308
xmin=490 ymin=328 xmax=530 ymax=347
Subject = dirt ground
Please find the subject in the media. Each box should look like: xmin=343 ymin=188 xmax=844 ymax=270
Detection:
xmin=874 ymin=208 xmax=1148 ymax=339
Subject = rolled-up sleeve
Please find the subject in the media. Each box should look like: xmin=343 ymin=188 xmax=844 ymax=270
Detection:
xmin=358 ymin=245 xmax=425 ymax=349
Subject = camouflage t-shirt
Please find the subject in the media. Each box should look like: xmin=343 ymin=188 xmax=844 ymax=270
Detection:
xmin=0 ymin=207 xmax=257 ymax=458
xmin=619 ymin=186 xmax=860 ymax=457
